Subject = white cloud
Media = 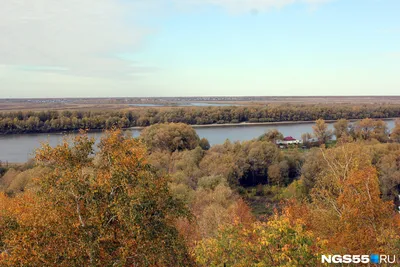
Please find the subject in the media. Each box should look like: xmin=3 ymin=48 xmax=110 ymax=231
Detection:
xmin=173 ymin=0 xmax=332 ymax=13
xmin=0 ymin=0 xmax=331 ymax=79
xmin=0 ymin=0 xmax=335 ymax=97
xmin=0 ymin=0 xmax=153 ymax=77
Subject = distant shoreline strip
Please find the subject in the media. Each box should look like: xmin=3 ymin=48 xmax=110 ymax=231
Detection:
xmin=128 ymin=117 xmax=399 ymax=130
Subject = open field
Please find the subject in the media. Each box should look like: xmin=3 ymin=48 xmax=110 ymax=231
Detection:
xmin=2 ymin=96 xmax=400 ymax=112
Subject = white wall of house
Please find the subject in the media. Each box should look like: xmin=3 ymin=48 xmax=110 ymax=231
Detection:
xmin=276 ymin=139 xmax=302 ymax=145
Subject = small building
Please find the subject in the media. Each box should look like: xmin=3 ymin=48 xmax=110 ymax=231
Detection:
xmin=276 ymin=136 xmax=302 ymax=145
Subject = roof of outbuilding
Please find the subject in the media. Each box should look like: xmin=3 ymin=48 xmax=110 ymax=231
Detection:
xmin=283 ymin=136 xmax=297 ymax=141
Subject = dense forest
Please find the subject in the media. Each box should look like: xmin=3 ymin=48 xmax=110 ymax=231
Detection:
xmin=2 ymin=121 xmax=400 ymax=265
xmin=2 ymin=104 xmax=400 ymax=134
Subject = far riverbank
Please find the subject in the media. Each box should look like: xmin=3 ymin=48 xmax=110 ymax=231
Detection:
xmin=129 ymin=117 xmax=400 ymax=130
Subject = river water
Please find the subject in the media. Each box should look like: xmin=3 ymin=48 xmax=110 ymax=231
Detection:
xmin=0 ymin=120 xmax=396 ymax=163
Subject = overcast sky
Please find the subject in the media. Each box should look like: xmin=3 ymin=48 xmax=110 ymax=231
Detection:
xmin=0 ymin=0 xmax=399 ymax=98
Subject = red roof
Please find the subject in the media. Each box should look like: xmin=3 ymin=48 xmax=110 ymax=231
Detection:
xmin=283 ymin=136 xmax=297 ymax=141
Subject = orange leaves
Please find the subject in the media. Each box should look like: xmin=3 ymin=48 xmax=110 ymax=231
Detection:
xmin=338 ymin=167 xmax=388 ymax=217
xmin=98 ymin=129 xmax=147 ymax=173
xmin=194 ymin=213 xmax=320 ymax=266
xmin=0 ymin=190 xmax=72 ymax=266
xmin=1 ymin=129 xmax=194 ymax=266
xmin=285 ymin=143 xmax=400 ymax=256
xmin=36 ymin=131 xmax=95 ymax=169
xmin=329 ymin=167 xmax=398 ymax=254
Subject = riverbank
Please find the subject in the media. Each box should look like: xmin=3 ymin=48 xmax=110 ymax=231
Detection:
xmin=1 ymin=117 xmax=398 ymax=135
xmin=128 ymin=117 xmax=400 ymax=130
xmin=1 ymin=119 xmax=398 ymax=163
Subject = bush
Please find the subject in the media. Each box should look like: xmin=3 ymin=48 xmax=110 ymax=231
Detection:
xmin=198 ymin=175 xmax=226 ymax=190
xmin=199 ymin=138 xmax=210 ymax=150
xmin=0 ymin=168 xmax=20 ymax=191
xmin=255 ymin=184 xmax=264 ymax=196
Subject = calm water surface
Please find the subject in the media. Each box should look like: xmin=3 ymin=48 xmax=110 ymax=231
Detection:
xmin=0 ymin=120 xmax=396 ymax=163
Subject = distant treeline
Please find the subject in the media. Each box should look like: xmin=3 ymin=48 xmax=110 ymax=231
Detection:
xmin=1 ymin=104 xmax=400 ymax=134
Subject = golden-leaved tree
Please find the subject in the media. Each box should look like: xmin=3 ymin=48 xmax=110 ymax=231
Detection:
xmin=194 ymin=213 xmax=322 ymax=267
xmin=312 ymin=119 xmax=333 ymax=145
xmin=287 ymin=143 xmax=400 ymax=255
xmin=0 ymin=130 xmax=193 ymax=266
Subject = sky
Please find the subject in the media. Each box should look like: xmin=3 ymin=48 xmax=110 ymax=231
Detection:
xmin=0 ymin=0 xmax=399 ymax=98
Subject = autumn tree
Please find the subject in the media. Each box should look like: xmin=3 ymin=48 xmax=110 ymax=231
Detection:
xmin=288 ymin=143 xmax=400 ymax=255
xmin=243 ymin=141 xmax=281 ymax=186
xmin=312 ymin=119 xmax=333 ymax=144
xmin=375 ymin=145 xmax=400 ymax=200
xmin=0 ymin=130 xmax=193 ymax=266
xmin=371 ymin=120 xmax=389 ymax=142
xmin=332 ymin=167 xmax=397 ymax=253
xmin=199 ymin=140 xmax=248 ymax=186
xmin=390 ymin=119 xmax=400 ymax=143
xmin=140 ymin=123 xmax=200 ymax=152
xmin=268 ymin=161 xmax=289 ymax=186
xmin=194 ymin=214 xmax=321 ymax=266
xmin=353 ymin=118 xmax=375 ymax=140
xmin=352 ymin=118 xmax=389 ymax=142
xmin=333 ymin=118 xmax=350 ymax=139
xmin=301 ymin=132 xmax=313 ymax=147
xmin=199 ymin=138 xmax=210 ymax=150
xmin=258 ymin=129 xmax=284 ymax=143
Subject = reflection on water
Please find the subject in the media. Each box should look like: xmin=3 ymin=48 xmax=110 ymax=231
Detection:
xmin=0 ymin=120 xmax=396 ymax=163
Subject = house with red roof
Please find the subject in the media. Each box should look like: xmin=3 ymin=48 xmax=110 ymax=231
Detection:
xmin=276 ymin=136 xmax=302 ymax=145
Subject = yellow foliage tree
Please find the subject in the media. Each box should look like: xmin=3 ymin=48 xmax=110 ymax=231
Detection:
xmin=0 ymin=130 xmax=193 ymax=266
xmin=194 ymin=214 xmax=321 ymax=267
xmin=287 ymin=143 xmax=400 ymax=255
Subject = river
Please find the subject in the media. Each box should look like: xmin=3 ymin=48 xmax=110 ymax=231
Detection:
xmin=0 ymin=120 xmax=396 ymax=163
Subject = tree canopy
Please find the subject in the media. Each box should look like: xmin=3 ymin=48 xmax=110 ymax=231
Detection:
xmin=2 ymin=103 xmax=400 ymax=134
xmin=0 ymin=130 xmax=193 ymax=266
xmin=140 ymin=123 xmax=200 ymax=152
